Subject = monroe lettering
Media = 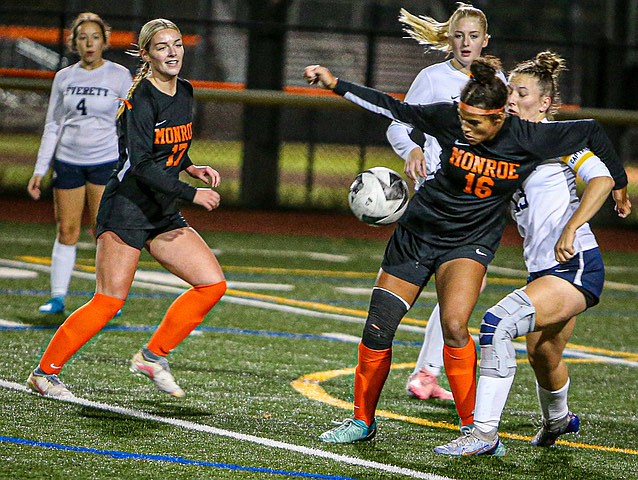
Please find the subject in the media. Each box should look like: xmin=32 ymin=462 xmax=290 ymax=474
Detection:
xmin=154 ymin=122 xmax=193 ymax=145
xmin=450 ymin=146 xmax=519 ymax=180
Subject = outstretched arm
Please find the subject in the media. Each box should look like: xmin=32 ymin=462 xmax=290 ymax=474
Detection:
xmin=304 ymin=65 xmax=451 ymax=137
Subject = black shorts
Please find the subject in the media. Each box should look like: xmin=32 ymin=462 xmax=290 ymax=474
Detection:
xmin=51 ymin=158 xmax=117 ymax=189
xmin=95 ymin=213 xmax=189 ymax=250
xmin=381 ymin=223 xmax=494 ymax=287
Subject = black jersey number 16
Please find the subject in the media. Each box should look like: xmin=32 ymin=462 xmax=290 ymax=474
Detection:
xmin=463 ymin=173 xmax=494 ymax=199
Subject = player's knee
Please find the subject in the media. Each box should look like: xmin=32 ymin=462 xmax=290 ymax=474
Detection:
xmin=361 ymin=287 xmax=408 ymax=350
xmin=57 ymin=225 xmax=81 ymax=245
xmin=479 ymin=289 xmax=536 ymax=378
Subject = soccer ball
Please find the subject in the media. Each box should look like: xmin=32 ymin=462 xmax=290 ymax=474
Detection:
xmin=348 ymin=167 xmax=409 ymax=225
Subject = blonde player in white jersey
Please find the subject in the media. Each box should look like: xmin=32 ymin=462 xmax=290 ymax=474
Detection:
xmin=27 ymin=12 xmax=132 ymax=315
xmin=434 ymin=51 xmax=631 ymax=456
xmin=386 ymin=4 xmax=504 ymax=401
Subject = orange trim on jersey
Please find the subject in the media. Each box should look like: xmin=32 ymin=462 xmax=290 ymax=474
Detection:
xmin=459 ymin=101 xmax=505 ymax=115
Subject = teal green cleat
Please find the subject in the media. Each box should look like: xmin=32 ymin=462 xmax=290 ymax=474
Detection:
xmin=319 ymin=418 xmax=377 ymax=443
xmin=38 ymin=296 xmax=65 ymax=314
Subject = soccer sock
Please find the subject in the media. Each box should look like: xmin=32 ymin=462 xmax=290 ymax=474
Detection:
xmin=50 ymin=239 xmax=76 ymax=298
xmin=353 ymin=343 xmax=392 ymax=426
xmin=39 ymin=293 xmax=125 ymax=375
xmin=444 ymin=337 xmax=477 ymax=426
xmin=473 ymin=375 xmax=516 ymax=433
xmin=147 ymin=281 xmax=226 ymax=357
xmin=413 ymin=303 xmax=444 ymax=376
xmin=536 ymin=378 xmax=570 ymax=422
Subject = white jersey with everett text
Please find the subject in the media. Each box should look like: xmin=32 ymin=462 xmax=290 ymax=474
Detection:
xmin=34 ymin=60 xmax=132 ymax=176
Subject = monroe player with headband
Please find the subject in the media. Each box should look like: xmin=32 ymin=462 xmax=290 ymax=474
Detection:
xmin=387 ymin=3 xmax=505 ymax=402
xmin=27 ymin=18 xmax=226 ymax=399
xmin=27 ymin=12 xmax=132 ymax=315
xmin=434 ymin=51 xmax=630 ymax=456
xmin=304 ymin=57 xmax=628 ymax=443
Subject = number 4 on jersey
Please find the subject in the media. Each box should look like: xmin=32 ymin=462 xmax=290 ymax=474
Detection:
xmin=76 ymin=98 xmax=87 ymax=115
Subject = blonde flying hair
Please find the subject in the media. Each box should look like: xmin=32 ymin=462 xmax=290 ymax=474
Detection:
xmin=509 ymin=51 xmax=567 ymax=118
xmin=116 ymin=18 xmax=181 ymax=119
xmin=66 ymin=12 xmax=111 ymax=53
xmin=399 ymin=3 xmax=488 ymax=53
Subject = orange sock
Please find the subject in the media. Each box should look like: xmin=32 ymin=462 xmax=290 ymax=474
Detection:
xmin=147 ymin=281 xmax=226 ymax=357
xmin=444 ymin=337 xmax=477 ymax=426
xmin=39 ymin=293 xmax=125 ymax=375
xmin=353 ymin=342 xmax=392 ymax=426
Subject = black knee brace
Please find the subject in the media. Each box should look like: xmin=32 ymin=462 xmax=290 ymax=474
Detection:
xmin=361 ymin=287 xmax=409 ymax=350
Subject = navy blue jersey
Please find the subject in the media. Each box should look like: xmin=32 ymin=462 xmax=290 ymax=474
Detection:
xmin=334 ymin=80 xmax=627 ymax=249
xmin=97 ymin=78 xmax=197 ymax=230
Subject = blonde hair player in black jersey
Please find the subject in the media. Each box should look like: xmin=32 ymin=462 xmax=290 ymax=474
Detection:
xmin=434 ymin=51 xmax=631 ymax=456
xmin=304 ymin=58 xmax=628 ymax=444
xmin=28 ymin=12 xmax=131 ymax=315
xmin=27 ymin=19 xmax=226 ymax=399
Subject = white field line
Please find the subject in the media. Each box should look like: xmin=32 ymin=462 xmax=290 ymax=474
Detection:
xmin=335 ymin=287 xmax=437 ymax=299
xmin=0 ymin=267 xmax=37 ymax=279
xmin=0 ymin=379 xmax=454 ymax=480
xmin=133 ymin=270 xmax=294 ymax=292
xmin=3 ymin=259 xmax=637 ymax=364
xmin=0 ymin=259 xmax=426 ymax=335
xmin=211 ymin=248 xmax=351 ymax=263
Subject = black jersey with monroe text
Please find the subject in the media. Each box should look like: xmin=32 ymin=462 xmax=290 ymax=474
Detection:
xmin=97 ymin=78 xmax=197 ymax=230
xmin=334 ymin=80 xmax=627 ymax=250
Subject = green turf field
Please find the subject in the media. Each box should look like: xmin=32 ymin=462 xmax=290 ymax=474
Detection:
xmin=0 ymin=221 xmax=636 ymax=479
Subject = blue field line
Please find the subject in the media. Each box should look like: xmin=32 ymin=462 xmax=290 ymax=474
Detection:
xmin=0 ymin=436 xmax=356 ymax=480
xmin=0 ymin=322 xmax=417 ymax=347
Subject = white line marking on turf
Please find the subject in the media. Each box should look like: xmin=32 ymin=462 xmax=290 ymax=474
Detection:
xmin=0 ymin=319 xmax=31 ymax=327
xmin=212 ymin=248 xmax=350 ymax=263
xmin=335 ymin=287 xmax=437 ymax=299
xmin=0 ymin=379 xmax=454 ymax=480
xmin=320 ymin=333 xmax=362 ymax=343
xmin=0 ymin=267 xmax=38 ymax=279
xmin=133 ymin=270 xmax=294 ymax=292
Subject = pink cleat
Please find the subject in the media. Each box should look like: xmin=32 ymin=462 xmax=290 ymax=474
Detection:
xmin=406 ymin=368 xmax=454 ymax=401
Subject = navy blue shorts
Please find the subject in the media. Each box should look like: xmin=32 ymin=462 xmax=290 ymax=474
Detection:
xmin=95 ymin=213 xmax=189 ymax=251
xmin=51 ymin=159 xmax=117 ymax=189
xmin=381 ymin=223 xmax=494 ymax=287
xmin=528 ymin=247 xmax=604 ymax=308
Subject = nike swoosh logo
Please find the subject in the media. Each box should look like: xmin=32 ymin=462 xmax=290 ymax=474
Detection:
xmin=155 ymin=120 xmax=168 ymax=127
xmin=451 ymin=95 xmax=460 ymax=100
xmin=475 ymin=248 xmax=487 ymax=256
xmin=555 ymin=268 xmax=570 ymax=273
xmin=50 ymin=363 xmax=62 ymax=369
xmin=454 ymin=139 xmax=470 ymax=146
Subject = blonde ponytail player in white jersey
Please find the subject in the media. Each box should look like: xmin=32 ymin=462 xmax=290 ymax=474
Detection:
xmin=387 ymin=3 xmax=503 ymax=402
xmin=434 ymin=51 xmax=631 ymax=456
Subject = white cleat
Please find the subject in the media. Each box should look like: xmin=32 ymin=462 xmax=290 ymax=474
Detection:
xmin=27 ymin=371 xmax=74 ymax=399
xmin=130 ymin=351 xmax=185 ymax=398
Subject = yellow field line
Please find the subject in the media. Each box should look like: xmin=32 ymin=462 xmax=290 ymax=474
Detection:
xmin=15 ymin=255 xmax=638 ymax=359
xmin=291 ymin=363 xmax=638 ymax=456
